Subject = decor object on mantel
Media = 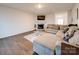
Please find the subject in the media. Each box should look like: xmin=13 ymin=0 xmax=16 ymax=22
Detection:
xmin=37 ymin=15 xmax=45 ymax=20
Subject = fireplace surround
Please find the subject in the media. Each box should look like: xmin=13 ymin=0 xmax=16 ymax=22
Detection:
xmin=38 ymin=24 xmax=44 ymax=29
xmin=35 ymin=24 xmax=45 ymax=30
xmin=35 ymin=20 xmax=46 ymax=30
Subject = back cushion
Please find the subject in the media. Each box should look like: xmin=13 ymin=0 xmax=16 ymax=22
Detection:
xmin=47 ymin=24 xmax=59 ymax=30
xmin=60 ymin=25 xmax=68 ymax=30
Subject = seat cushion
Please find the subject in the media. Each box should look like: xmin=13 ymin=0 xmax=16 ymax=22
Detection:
xmin=47 ymin=24 xmax=59 ymax=30
xmin=45 ymin=29 xmax=58 ymax=34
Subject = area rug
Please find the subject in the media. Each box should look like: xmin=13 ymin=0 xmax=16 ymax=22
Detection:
xmin=24 ymin=31 xmax=45 ymax=43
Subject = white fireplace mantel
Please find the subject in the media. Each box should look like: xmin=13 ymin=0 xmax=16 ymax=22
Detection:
xmin=35 ymin=20 xmax=46 ymax=24
xmin=35 ymin=20 xmax=47 ymax=30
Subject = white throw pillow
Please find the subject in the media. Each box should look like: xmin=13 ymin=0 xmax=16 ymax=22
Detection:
xmin=56 ymin=30 xmax=65 ymax=40
xmin=69 ymin=30 xmax=79 ymax=46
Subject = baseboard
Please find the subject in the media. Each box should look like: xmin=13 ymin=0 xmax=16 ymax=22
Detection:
xmin=0 ymin=29 xmax=35 ymax=39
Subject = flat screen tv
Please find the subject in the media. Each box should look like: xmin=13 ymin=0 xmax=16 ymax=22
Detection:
xmin=37 ymin=15 xmax=45 ymax=20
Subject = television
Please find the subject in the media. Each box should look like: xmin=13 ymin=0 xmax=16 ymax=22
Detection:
xmin=37 ymin=15 xmax=45 ymax=20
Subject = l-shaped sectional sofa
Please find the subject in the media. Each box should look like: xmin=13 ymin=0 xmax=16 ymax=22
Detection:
xmin=33 ymin=24 xmax=79 ymax=55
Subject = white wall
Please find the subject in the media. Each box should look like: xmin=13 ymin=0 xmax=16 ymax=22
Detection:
xmin=72 ymin=4 xmax=79 ymax=27
xmin=67 ymin=10 xmax=72 ymax=24
xmin=55 ymin=11 xmax=68 ymax=25
xmin=45 ymin=14 xmax=55 ymax=24
xmin=0 ymin=6 xmax=35 ymax=38
xmin=45 ymin=11 xmax=71 ymax=25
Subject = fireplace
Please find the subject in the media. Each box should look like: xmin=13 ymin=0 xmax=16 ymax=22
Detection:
xmin=38 ymin=24 xmax=44 ymax=29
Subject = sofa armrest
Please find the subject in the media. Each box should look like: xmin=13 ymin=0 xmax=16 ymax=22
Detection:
xmin=61 ymin=42 xmax=79 ymax=55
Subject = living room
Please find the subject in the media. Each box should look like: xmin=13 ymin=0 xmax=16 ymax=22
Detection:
xmin=0 ymin=3 xmax=79 ymax=55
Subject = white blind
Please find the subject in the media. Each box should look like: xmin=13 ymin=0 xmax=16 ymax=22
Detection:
xmin=56 ymin=17 xmax=63 ymax=25
xmin=55 ymin=12 xmax=67 ymax=25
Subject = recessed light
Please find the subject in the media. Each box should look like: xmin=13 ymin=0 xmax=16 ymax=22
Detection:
xmin=38 ymin=4 xmax=42 ymax=9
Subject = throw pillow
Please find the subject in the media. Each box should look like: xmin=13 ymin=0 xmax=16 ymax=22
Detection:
xmin=56 ymin=31 xmax=65 ymax=40
xmin=69 ymin=30 xmax=79 ymax=46
xmin=63 ymin=29 xmax=75 ymax=42
xmin=63 ymin=27 xmax=69 ymax=33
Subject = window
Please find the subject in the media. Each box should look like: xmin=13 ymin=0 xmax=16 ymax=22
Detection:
xmin=57 ymin=18 xmax=63 ymax=25
xmin=55 ymin=13 xmax=65 ymax=25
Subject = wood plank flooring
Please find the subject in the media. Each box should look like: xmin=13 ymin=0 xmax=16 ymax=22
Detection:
xmin=0 ymin=31 xmax=34 ymax=55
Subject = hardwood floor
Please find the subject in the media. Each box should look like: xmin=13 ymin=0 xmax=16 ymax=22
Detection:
xmin=0 ymin=31 xmax=34 ymax=55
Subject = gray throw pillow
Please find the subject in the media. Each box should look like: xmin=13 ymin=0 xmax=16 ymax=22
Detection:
xmin=63 ymin=27 xmax=69 ymax=33
xmin=64 ymin=30 xmax=75 ymax=42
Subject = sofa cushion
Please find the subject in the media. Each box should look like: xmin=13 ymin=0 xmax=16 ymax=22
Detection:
xmin=47 ymin=24 xmax=68 ymax=30
xmin=45 ymin=29 xmax=58 ymax=34
xmin=60 ymin=25 xmax=68 ymax=30
xmin=47 ymin=24 xmax=59 ymax=30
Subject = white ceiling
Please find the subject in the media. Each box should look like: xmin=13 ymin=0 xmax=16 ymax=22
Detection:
xmin=0 ymin=3 xmax=75 ymax=15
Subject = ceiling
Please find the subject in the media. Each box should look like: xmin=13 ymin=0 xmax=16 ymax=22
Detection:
xmin=0 ymin=3 xmax=75 ymax=15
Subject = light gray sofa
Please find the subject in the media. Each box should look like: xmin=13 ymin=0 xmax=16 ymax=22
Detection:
xmin=33 ymin=25 xmax=79 ymax=55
